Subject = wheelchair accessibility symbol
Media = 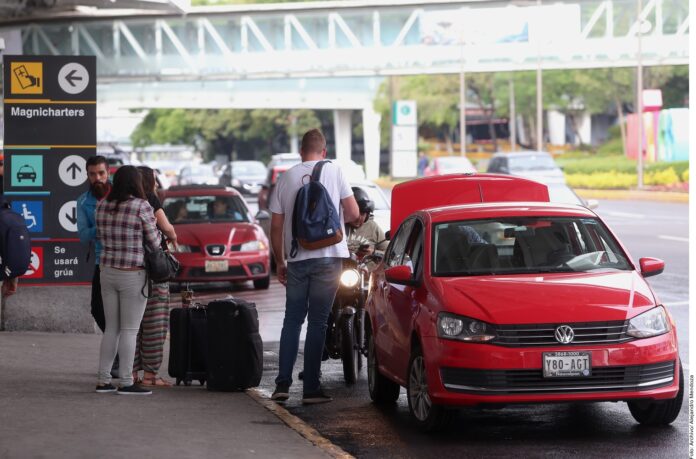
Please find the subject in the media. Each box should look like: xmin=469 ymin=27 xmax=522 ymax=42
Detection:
xmin=11 ymin=201 xmax=43 ymax=233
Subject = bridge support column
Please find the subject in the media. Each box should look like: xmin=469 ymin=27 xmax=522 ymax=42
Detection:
xmin=333 ymin=109 xmax=352 ymax=162
xmin=362 ymin=107 xmax=381 ymax=181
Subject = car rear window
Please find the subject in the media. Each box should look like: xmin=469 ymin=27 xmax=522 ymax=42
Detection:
xmin=163 ymin=195 xmax=250 ymax=223
xmin=508 ymin=155 xmax=557 ymax=171
xmin=432 ymin=217 xmax=631 ymax=276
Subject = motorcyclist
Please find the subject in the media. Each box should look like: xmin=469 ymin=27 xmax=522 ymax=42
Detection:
xmin=345 ymin=187 xmax=388 ymax=259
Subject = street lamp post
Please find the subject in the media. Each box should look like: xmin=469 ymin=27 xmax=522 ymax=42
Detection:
xmin=636 ymin=0 xmax=644 ymax=188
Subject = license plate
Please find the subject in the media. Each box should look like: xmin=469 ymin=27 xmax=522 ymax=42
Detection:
xmin=205 ymin=260 xmax=228 ymax=273
xmin=543 ymin=351 xmax=592 ymax=378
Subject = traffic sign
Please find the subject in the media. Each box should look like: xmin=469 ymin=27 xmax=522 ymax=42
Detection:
xmin=58 ymin=201 xmax=78 ymax=233
xmin=24 ymin=247 xmax=44 ymax=279
xmin=10 ymin=61 xmax=43 ymax=95
xmin=11 ymin=201 xmax=43 ymax=233
xmin=11 ymin=155 xmax=43 ymax=187
xmin=58 ymin=155 xmax=87 ymax=187
xmin=58 ymin=62 xmax=89 ymax=95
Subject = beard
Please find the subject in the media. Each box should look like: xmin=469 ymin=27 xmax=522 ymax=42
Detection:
xmin=90 ymin=181 xmax=110 ymax=200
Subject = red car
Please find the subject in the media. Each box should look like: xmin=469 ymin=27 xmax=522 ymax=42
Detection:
xmin=161 ymin=185 xmax=271 ymax=289
xmin=424 ymin=155 xmax=477 ymax=176
xmin=366 ymin=174 xmax=682 ymax=431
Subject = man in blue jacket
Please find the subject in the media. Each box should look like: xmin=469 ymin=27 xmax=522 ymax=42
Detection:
xmin=77 ymin=156 xmax=111 ymax=332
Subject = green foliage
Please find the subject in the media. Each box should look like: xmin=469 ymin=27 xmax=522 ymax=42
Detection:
xmin=646 ymin=160 xmax=689 ymax=178
xmin=566 ymin=172 xmax=637 ymax=189
xmin=596 ymin=137 xmax=625 ymax=156
xmin=557 ymin=155 xmax=637 ymax=174
xmin=682 ymin=169 xmax=689 ymax=183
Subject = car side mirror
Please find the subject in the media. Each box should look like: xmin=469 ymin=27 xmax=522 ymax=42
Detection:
xmin=384 ymin=230 xmax=391 ymax=241
xmin=255 ymin=210 xmax=271 ymax=221
xmin=499 ymin=166 xmax=509 ymax=174
xmin=586 ymin=199 xmax=599 ymax=210
xmin=385 ymin=265 xmax=416 ymax=286
xmin=639 ymin=257 xmax=664 ymax=278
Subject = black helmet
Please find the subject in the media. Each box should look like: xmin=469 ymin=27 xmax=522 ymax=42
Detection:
xmin=352 ymin=187 xmax=374 ymax=215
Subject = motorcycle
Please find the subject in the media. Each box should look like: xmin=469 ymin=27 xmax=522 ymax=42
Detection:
xmin=324 ymin=239 xmax=383 ymax=384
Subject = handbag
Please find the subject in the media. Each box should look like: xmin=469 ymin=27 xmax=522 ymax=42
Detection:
xmin=144 ymin=244 xmax=180 ymax=283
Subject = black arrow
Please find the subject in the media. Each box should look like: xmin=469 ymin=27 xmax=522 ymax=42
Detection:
xmin=66 ymin=207 xmax=77 ymax=226
xmin=65 ymin=69 xmax=83 ymax=87
xmin=66 ymin=162 xmax=82 ymax=180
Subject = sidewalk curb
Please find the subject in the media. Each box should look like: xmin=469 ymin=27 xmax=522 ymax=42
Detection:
xmin=575 ymin=189 xmax=689 ymax=203
xmin=246 ymin=388 xmax=355 ymax=459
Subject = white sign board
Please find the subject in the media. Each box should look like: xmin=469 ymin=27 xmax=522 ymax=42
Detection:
xmin=392 ymin=125 xmax=418 ymax=152
xmin=393 ymin=100 xmax=417 ymax=126
xmin=391 ymin=150 xmax=418 ymax=178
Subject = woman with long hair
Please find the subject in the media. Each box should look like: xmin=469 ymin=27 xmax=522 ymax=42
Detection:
xmin=95 ymin=165 xmax=161 ymax=395
xmin=132 ymin=166 xmax=177 ymax=387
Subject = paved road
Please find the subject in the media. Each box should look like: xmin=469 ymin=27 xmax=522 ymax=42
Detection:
xmin=196 ymin=198 xmax=688 ymax=458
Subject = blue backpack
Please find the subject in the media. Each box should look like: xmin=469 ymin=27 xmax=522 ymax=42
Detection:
xmin=289 ymin=160 xmax=343 ymax=258
xmin=0 ymin=202 xmax=31 ymax=279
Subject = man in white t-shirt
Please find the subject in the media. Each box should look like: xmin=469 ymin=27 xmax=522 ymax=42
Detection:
xmin=269 ymin=129 xmax=359 ymax=405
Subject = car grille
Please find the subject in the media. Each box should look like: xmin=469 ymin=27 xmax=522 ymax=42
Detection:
xmin=440 ymin=361 xmax=675 ymax=395
xmin=206 ymin=245 xmax=226 ymax=256
xmin=188 ymin=266 xmax=247 ymax=278
xmin=493 ymin=321 xmax=631 ymax=347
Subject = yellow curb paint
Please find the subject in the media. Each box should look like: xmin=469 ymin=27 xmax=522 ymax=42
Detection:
xmin=576 ymin=189 xmax=689 ymax=203
xmin=246 ymin=388 xmax=355 ymax=459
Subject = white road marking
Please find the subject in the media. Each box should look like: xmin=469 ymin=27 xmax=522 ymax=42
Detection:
xmin=664 ymin=301 xmax=690 ymax=307
xmin=658 ymin=235 xmax=689 ymax=243
xmin=604 ymin=211 xmax=646 ymax=219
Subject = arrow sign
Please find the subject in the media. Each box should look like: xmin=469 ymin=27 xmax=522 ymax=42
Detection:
xmin=58 ymin=201 xmax=78 ymax=232
xmin=65 ymin=69 xmax=83 ymax=87
xmin=66 ymin=207 xmax=77 ymax=226
xmin=67 ymin=162 xmax=82 ymax=181
xmin=57 ymin=62 xmax=89 ymax=95
xmin=58 ymin=155 xmax=87 ymax=187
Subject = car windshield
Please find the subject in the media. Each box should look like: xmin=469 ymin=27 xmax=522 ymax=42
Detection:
xmin=508 ymin=155 xmax=557 ymax=171
xmin=231 ymin=162 xmax=266 ymax=176
xmin=548 ymin=185 xmax=583 ymax=206
xmin=432 ymin=217 xmax=631 ymax=276
xmin=437 ymin=157 xmax=474 ymax=172
xmin=163 ymin=195 xmax=250 ymax=223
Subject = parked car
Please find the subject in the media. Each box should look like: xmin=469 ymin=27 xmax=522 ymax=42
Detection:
xmin=366 ymin=173 xmax=682 ymax=431
xmin=178 ymin=164 xmax=218 ymax=186
xmin=161 ymin=185 xmax=271 ymax=289
xmin=424 ymin=155 xmax=476 ymax=176
xmin=487 ymin=151 xmax=565 ymax=184
xmin=219 ymin=160 xmax=267 ymax=196
xmin=547 ymin=183 xmax=598 ymax=209
xmin=258 ymin=153 xmax=302 ymax=211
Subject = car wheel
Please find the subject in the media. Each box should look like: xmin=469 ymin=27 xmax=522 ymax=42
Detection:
xmin=253 ymin=276 xmax=270 ymax=290
xmin=407 ymin=345 xmax=454 ymax=432
xmin=628 ymin=360 xmax=684 ymax=426
xmin=367 ymin=325 xmax=400 ymax=404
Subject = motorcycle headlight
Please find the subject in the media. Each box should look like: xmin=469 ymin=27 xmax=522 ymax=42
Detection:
xmin=238 ymin=240 xmax=266 ymax=252
xmin=174 ymin=244 xmax=193 ymax=253
xmin=340 ymin=269 xmax=360 ymax=287
xmin=437 ymin=312 xmax=497 ymax=343
xmin=626 ymin=306 xmax=671 ymax=338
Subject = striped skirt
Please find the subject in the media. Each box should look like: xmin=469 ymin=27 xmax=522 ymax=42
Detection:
xmin=133 ymin=282 xmax=170 ymax=373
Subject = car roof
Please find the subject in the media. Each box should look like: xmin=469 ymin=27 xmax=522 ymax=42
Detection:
xmin=492 ymin=151 xmax=553 ymax=158
xmin=161 ymin=185 xmax=241 ymax=198
xmin=421 ymin=201 xmax=597 ymax=224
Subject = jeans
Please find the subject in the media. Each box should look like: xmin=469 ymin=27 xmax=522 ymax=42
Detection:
xmin=97 ymin=267 xmax=148 ymax=386
xmin=275 ymin=257 xmax=342 ymax=394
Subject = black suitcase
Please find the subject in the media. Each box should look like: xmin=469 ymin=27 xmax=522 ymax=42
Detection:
xmin=168 ymin=305 xmax=208 ymax=386
xmin=206 ymin=298 xmax=263 ymax=391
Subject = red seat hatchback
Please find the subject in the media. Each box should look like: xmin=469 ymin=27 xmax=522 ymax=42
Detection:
xmin=161 ymin=185 xmax=271 ymax=289
xmin=365 ymin=174 xmax=683 ymax=431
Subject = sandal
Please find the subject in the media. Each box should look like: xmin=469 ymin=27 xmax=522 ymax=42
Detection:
xmin=141 ymin=376 xmax=172 ymax=387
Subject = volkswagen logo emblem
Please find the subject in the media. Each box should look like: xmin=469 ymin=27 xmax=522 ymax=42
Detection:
xmin=555 ymin=325 xmax=575 ymax=344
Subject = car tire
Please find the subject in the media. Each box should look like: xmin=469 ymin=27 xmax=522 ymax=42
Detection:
xmin=628 ymin=360 xmax=684 ymax=426
xmin=407 ymin=345 xmax=454 ymax=432
xmin=367 ymin=325 xmax=400 ymax=405
xmin=253 ymin=276 xmax=270 ymax=290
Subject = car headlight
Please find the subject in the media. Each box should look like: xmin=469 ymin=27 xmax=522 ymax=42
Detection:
xmin=437 ymin=312 xmax=497 ymax=343
xmin=626 ymin=306 xmax=671 ymax=338
xmin=238 ymin=240 xmax=266 ymax=252
xmin=340 ymin=269 xmax=360 ymax=287
xmin=173 ymin=244 xmax=193 ymax=253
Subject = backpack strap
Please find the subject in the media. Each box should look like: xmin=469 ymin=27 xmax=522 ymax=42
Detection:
xmin=310 ymin=160 xmax=330 ymax=182
xmin=289 ymin=190 xmax=301 ymax=259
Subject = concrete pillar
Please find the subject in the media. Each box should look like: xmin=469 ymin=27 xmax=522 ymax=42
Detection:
xmin=333 ymin=109 xmax=352 ymax=162
xmin=547 ymin=110 xmax=566 ymax=146
xmin=577 ymin=112 xmax=592 ymax=145
xmin=362 ymin=107 xmax=381 ymax=180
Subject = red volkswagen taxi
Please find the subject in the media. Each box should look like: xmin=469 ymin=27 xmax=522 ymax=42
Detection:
xmin=365 ymin=174 xmax=682 ymax=431
xmin=161 ymin=185 xmax=271 ymax=289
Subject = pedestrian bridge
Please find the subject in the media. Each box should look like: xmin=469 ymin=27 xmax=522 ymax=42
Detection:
xmin=0 ymin=0 xmax=688 ymax=178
